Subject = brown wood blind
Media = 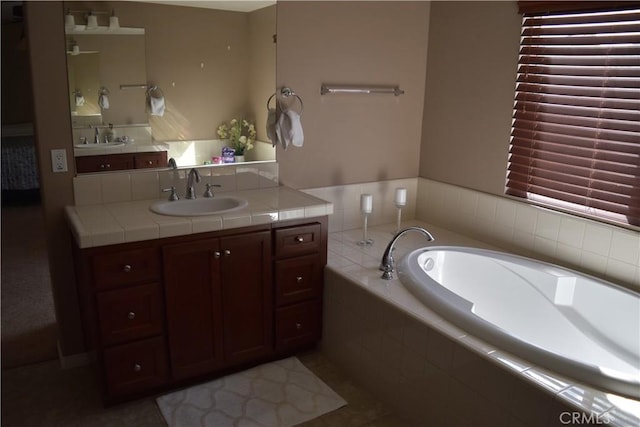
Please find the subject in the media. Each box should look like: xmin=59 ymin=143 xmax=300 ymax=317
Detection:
xmin=506 ymin=6 xmax=640 ymax=227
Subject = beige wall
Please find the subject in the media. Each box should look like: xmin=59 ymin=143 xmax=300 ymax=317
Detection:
xmin=63 ymin=1 xmax=276 ymax=142
xmin=275 ymin=1 xmax=430 ymax=189
xmin=25 ymin=1 xmax=85 ymax=356
xmin=419 ymin=1 xmax=521 ymax=195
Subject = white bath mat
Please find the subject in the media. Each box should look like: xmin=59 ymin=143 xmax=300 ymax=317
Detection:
xmin=156 ymin=357 xmax=347 ymax=427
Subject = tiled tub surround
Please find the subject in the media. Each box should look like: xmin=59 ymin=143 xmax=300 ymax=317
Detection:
xmin=322 ymin=221 xmax=640 ymax=427
xmin=68 ymin=162 xmax=332 ymax=248
xmin=303 ymin=177 xmax=640 ymax=291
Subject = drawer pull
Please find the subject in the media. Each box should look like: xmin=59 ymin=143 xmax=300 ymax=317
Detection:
xmin=123 ymin=264 xmax=132 ymax=273
xmin=294 ymin=236 xmax=304 ymax=243
xmin=224 ymin=250 xmax=231 ymax=256
xmin=127 ymin=311 xmax=136 ymax=320
xmin=133 ymin=363 xmax=142 ymax=372
xmin=213 ymin=251 xmax=221 ymax=258
xmin=295 ymin=322 xmax=302 ymax=330
xmin=296 ymin=276 xmax=303 ymax=284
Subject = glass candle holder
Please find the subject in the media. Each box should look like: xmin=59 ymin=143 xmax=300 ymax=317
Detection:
xmin=358 ymin=194 xmax=374 ymax=246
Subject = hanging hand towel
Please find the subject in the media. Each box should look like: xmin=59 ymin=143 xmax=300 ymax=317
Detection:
xmin=75 ymin=94 xmax=85 ymax=107
xmin=266 ymin=107 xmax=279 ymax=147
xmin=287 ymin=109 xmax=304 ymax=147
xmin=98 ymin=94 xmax=109 ymax=110
xmin=146 ymin=86 xmax=165 ymax=116
xmin=277 ymin=109 xmax=304 ymax=150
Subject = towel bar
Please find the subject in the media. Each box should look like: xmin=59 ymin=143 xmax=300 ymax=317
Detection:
xmin=320 ymin=84 xmax=404 ymax=96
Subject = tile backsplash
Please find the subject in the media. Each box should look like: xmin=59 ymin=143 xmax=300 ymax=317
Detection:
xmin=73 ymin=162 xmax=279 ymax=206
xmin=302 ymin=177 xmax=639 ymax=291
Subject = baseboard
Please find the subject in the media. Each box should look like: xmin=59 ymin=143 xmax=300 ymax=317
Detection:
xmin=57 ymin=340 xmax=89 ymax=369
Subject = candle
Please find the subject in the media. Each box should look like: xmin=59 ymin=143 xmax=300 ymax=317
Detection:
xmin=395 ymin=187 xmax=407 ymax=207
xmin=360 ymin=194 xmax=373 ymax=214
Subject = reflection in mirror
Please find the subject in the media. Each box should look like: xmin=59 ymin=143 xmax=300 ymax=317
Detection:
xmin=64 ymin=1 xmax=277 ymax=175
xmin=66 ymin=31 xmax=147 ymax=127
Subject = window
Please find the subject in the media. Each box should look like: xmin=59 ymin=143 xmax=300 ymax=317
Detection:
xmin=506 ymin=3 xmax=640 ymax=228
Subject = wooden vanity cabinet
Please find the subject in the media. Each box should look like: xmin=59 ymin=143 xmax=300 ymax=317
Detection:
xmin=73 ymin=216 xmax=327 ymax=404
xmin=162 ymin=230 xmax=272 ymax=381
xmin=73 ymin=242 xmax=169 ymax=403
xmin=75 ymin=151 xmax=167 ymax=173
xmin=273 ymin=222 xmax=325 ymax=352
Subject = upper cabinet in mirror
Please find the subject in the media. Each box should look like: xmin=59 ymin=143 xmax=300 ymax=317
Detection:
xmin=64 ymin=1 xmax=276 ymax=173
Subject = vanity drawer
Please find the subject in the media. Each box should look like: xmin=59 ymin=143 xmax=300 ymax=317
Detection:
xmin=75 ymin=154 xmax=135 ymax=174
xmin=103 ymin=336 xmax=168 ymax=397
xmin=274 ymin=223 xmax=321 ymax=258
xmin=92 ymin=247 xmax=159 ymax=290
xmin=134 ymin=152 xmax=167 ymax=169
xmin=275 ymin=254 xmax=322 ymax=306
xmin=275 ymin=300 xmax=321 ymax=351
xmin=97 ymin=283 xmax=164 ymax=346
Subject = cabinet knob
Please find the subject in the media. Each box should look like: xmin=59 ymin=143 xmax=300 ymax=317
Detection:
xmin=105 ymin=164 xmax=111 ymax=169
xmin=133 ymin=363 xmax=142 ymax=372
xmin=123 ymin=264 xmax=132 ymax=273
xmin=296 ymin=276 xmax=303 ymax=284
xmin=224 ymin=250 xmax=231 ymax=256
xmin=213 ymin=251 xmax=221 ymax=258
xmin=295 ymin=322 xmax=303 ymax=330
xmin=147 ymin=161 xmax=153 ymax=166
xmin=294 ymin=236 xmax=304 ymax=243
xmin=127 ymin=311 xmax=136 ymax=320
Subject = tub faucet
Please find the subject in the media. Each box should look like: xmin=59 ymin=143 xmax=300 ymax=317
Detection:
xmin=380 ymin=226 xmax=435 ymax=280
xmin=186 ymin=168 xmax=201 ymax=199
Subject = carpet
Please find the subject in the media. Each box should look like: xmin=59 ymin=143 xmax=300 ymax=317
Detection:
xmin=156 ymin=357 xmax=347 ymax=427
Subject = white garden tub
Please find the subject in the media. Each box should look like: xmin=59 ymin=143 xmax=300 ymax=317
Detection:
xmin=397 ymin=246 xmax=640 ymax=400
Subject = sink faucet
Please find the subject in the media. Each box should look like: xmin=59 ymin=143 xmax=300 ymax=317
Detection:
xmin=186 ymin=168 xmax=201 ymax=199
xmin=93 ymin=126 xmax=100 ymax=144
xmin=379 ymin=226 xmax=435 ymax=280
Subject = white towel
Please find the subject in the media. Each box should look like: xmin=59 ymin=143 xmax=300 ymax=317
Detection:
xmin=98 ymin=94 xmax=109 ymax=110
xmin=266 ymin=107 xmax=279 ymax=147
xmin=75 ymin=94 xmax=85 ymax=107
xmin=276 ymin=109 xmax=304 ymax=150
xmin=147 ymin=92 xmax=165 ymax=116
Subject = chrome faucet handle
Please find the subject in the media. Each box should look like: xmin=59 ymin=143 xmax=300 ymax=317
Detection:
xmin=203 ymin=184 xmax=222 ymax=198
xmin=162 ymin=186 xmax=179 ymax=201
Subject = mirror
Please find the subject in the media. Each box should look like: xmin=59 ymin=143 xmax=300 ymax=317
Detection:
xmin=66 ymin=31 xmax=147 ymax=127
xmin=64 ymin=1 xmax=277 ymax=174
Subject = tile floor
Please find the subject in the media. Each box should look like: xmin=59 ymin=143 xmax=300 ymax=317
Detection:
xmin=1 ymin=349 xmax=411 ymax=427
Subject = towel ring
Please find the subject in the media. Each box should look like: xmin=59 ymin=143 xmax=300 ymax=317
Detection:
xmin=267 ymin=86 xmax=304 ymax=115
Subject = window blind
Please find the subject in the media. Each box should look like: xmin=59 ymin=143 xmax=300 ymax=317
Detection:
xmin=506 ymin=6 xmax=640 ymax=227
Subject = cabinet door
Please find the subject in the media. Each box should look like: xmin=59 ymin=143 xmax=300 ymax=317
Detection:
xmin=220 ymin=231 xmax=273 ymax=365
xmin=163 ymin=239 xmax=224 ymax=380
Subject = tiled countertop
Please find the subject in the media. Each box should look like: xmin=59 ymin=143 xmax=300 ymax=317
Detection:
xmin=65 ymin=186 xmax=333 ymax=248
xmin=73 ymin=142 xmax=169 ymax=157
xmin=326 ymin=220 xmax=640 ymax=427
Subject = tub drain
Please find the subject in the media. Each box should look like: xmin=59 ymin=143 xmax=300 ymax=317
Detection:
xmin=423 ymin=257 xmax=435 ymax=271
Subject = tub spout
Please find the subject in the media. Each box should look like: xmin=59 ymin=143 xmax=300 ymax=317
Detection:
xmin=380 ymin=226 xmax=435 ymax=280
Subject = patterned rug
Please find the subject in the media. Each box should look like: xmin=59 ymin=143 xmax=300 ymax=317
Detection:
xmin=156 ymin=357 xmax=347 ymax=427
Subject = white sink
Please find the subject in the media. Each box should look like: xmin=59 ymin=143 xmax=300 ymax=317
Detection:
xmin=150 ymin=196 xmax=248 ymax=217
xmin=75 ymin=142 xmax=125 ymax=149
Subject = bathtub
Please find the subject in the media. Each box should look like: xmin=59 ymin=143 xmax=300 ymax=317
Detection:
xmin=397 ymin=246 xmax=640 ymax=400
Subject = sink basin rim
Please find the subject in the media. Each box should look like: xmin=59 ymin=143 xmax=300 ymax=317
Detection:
xmin=149 ymin=196 xmax=249 ymax=217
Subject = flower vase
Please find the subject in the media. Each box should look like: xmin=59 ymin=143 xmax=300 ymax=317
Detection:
xmin=235 ymin=155 xmax=245 ymax=163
